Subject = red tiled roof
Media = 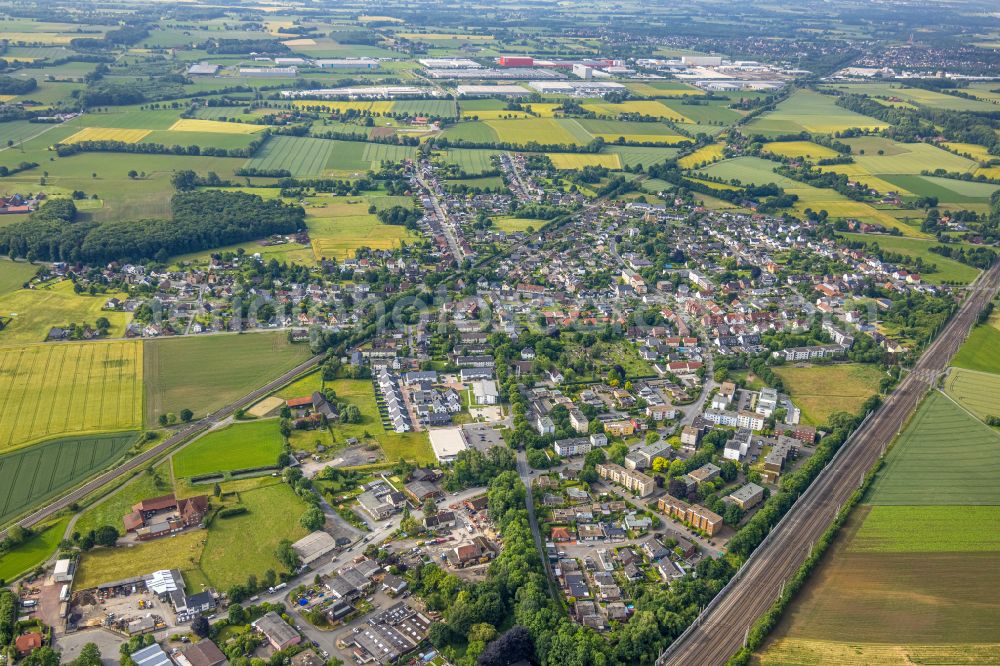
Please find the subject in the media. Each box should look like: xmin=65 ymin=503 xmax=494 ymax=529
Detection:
xmin=286 ymin=396 xmax=313 ymax=408
xmin=15 ymin=633 xmax=43 ymax=654
xmin=133 ymin=494 xmax=177 ymax=512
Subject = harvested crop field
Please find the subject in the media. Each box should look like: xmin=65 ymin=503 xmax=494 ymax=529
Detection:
xmin=63 ymin=127 xmax=151 ymax=144
xmin=547 ymin=152 xmax=621 ymax=169
xmin=168 ymin=119 xmax=264 ymax=134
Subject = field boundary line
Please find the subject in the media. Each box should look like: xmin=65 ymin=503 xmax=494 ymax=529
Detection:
xmin=934 ymin=387 xmax=1000 ymax=431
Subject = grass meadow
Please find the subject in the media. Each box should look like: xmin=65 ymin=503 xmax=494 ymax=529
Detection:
xmin=771 ymin=363 xmax=883 ymax=426
xmin=744 ymin=89 xmax=889 ymax=135
xmin=143 ymin=332 xmax=312 ymax=424
xmin=172 ymin=419 xmax=284 ymax=478
xmin=0 ymin=341 xmax=142 ymax=450
xmin=0 ymin=517 xmax=69 ymax=581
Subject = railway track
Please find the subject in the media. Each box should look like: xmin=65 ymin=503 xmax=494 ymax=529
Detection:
xmin=659 ymin=261 xmax=1000 ymax=666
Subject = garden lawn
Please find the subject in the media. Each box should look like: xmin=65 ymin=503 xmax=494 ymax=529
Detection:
xmin=772 ymin=363 xmax=883 ymax=426
xmin=172 ymin=420 xmax=284 ymax=478
xmin=143 ymin=332 xmax=312 ymax=424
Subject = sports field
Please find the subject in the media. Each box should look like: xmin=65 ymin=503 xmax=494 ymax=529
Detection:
xmin=745 ymin=89 xmax=889 ymax=135
xmin=63 ymin=127 xmax=151 ymax=144
xmin=0 ymin=280 xmax=131 ymax=344
xmin=0 ymin=341 xmax=142 ymax=450
xmin=0 ymin=432 xmax=137 ymax=525
xmin=172 ymin=419 xmax=284 ymax=478
xmin=944 ymin=368 xmax=1000 ymax=422
xmin=951 ymin=312 xmax=1000 ymax=374
xmin=772 ymin=363 xmax=882 ymax=426
xmin=547 ymin=153 xmax=621 ymax=169
xmin=143 ymin=332 xmax=312 ymax=424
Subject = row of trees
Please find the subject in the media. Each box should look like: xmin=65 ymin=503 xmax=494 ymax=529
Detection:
xmin=0 ymin=190 xmax=305 ymax=265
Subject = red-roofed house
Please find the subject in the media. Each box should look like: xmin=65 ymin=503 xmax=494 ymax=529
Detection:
xmin=15 ymin=633 xmax=44 ymax=656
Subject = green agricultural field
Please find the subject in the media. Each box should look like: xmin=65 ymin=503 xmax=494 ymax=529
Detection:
xmin=141 ymin=130 xmax=258 ymax=151
xmin=390 ymin=99 xmax=457 ymax=117
xmin=772 ymin=363 xmax=883 ymax=425
xmin=172 ymin=419 xmax=284 ymax=478
xmin=493 ymin=216 xmax=547 ymax=233
xmin=68 ymin=108 xmax=183 ymax=130
xmin=441 ymin=121 xmax=499 ymax=143
xmin=75 ymin=528 xmax=208 ymax=589
xmin=246 ymin=135 xmax=340 ymax=177
xmin=143 ymin=332 xmax=312 ymax=424
xmin=606 ymin=145 xmax=679 ymax=168
xmin=362 ymin=142 xmax=416 ymax=168
xmin=821 ymin=82 xmax=1000 ymax=114
xmin=486 ymin=118 xmax=593 ymax=146
xmin=944 ymin=368 xmax=1000 ymax=422
xmin=658 ymin=99 xmax=743 ymax=126
xmin=0 ymin=517 xmax=69 ymax=582
xmin=0 ymin=341 xmax=142 ymax=451
xmin=839 ymin=233 xmax=981 ymax=285
xmin=853 ymin=142 xmax=976 ymax=176
xmin=869 ymin=391 xmax=1000 ymax=505
xmin=0 ymin=279 xmax=130 ymax=344
xmin=446 ymin=175 xmax=505 ymax=188
xmin=0 ymin=260 xmax=37 ymax=297
xmin=439 ymin=148 xmax=501 ymax=174
xmin=73 ymin=463 xmax=172 ymax=537
xmin=324 ymin=141 xmax=370 ymax=172
xmin=0 ymin=120 xmax=56 ymax=147
xmin=878 ymin=174 xmax=1000 ymax=204
xmin=951 ymin=313 xmax=1000 ymax=375
xmin=744 ymin=89 xmax=889 ymax=135
xmin=0 ymin=432 xmax=137 ymax=525
xmin=197 ymin=481 xmax=309 ymax=590
xmin=848 ymin=505 xmax=1000 ymax=553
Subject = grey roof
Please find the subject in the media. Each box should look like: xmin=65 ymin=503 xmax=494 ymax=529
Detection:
xmin=132 ymin=644 xmax=173 ymax=666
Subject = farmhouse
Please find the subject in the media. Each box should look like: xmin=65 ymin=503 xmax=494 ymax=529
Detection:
xmin=123 ymin=494 xmax=209 ymax=540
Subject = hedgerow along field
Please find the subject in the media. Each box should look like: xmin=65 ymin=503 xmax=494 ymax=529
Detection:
xmin=0 ymin=341 xmax=143 ymax=451
xmin=143 ymin=332 xmax=313 ymax=425
xmin=944 ymin=368 xmax=1000 ymax=422
xmin=0 ymin=431 xmax=138 ymax=526
xmin=172 ymin=419 xmax=284 ymax=478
